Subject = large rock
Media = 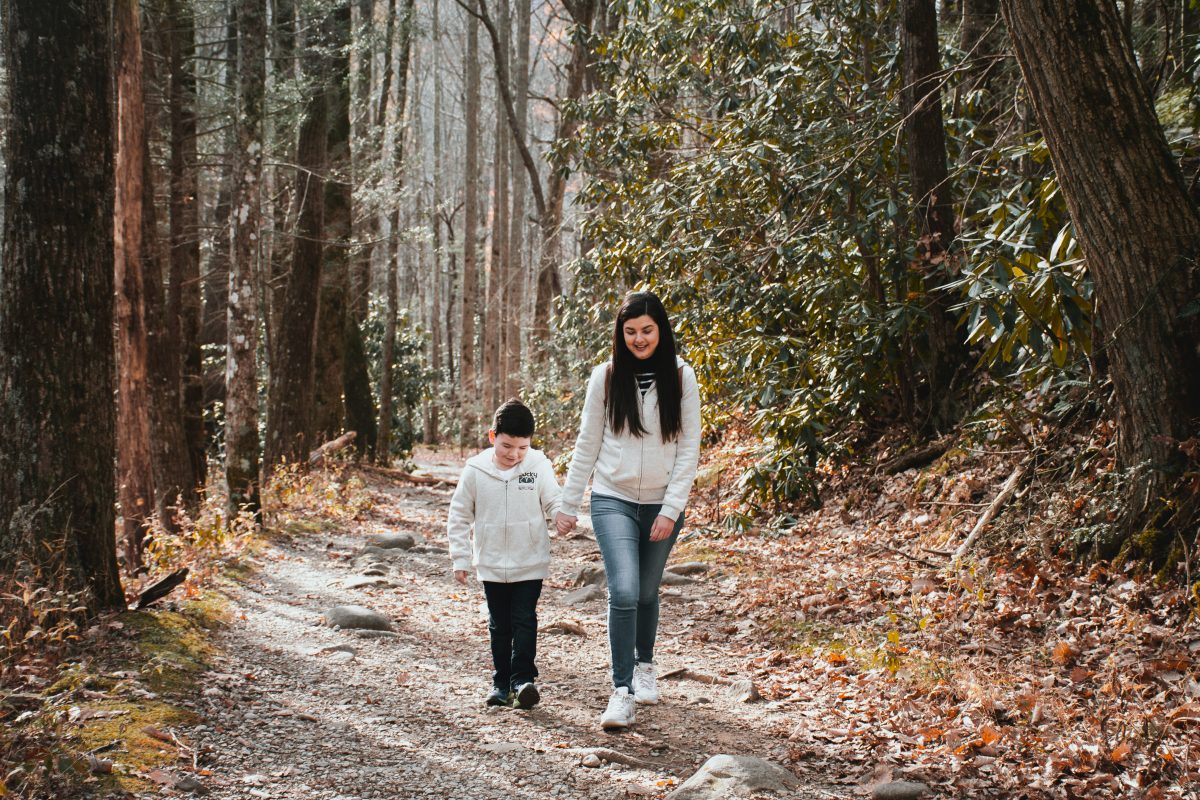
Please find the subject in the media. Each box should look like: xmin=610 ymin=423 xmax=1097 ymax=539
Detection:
xmin=667 ymin=755 xmax=799 ymax=800
xmin=563 ymin=584 xmax=606 ymax=605
xmin=368 ymin=532 xmax=416 ymax=550
xmin=321 ymin=605 xmax=393 ymax=631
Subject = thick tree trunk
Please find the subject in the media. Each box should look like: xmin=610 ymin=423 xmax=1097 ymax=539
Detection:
xmin=1001 ymin=0 xmax=1200 ymax=559
xmin=265 ymin=71 xmax=327 ymax=470
xmin=901 ymin=0 xmax=968 ymax=430
xmin=143 ymin=123 xmax=192 ymax=529
xmin=485 ymin=0 xmax=511 ymax=412
xmin=168 ymin=0 xmax=207 ymax=497
xmin=462 ymin=0 xmax=482 ymax=447
xmin=0 ymin=0 xmax=124 ymax=610
xmin=225 ymin=0 xmax=266 ymax=517
xmin=115 ymin=0 xmax=156 ymax=569
xmin=427 ymin=0 xmax=444 ymax=445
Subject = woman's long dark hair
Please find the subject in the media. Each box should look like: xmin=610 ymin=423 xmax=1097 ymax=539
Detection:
xmin=607 ymin=291 xmax=683 ymax=441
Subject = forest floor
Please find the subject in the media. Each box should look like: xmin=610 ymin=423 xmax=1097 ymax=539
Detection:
xmin=7 ymin=433 xmax=1200 ymax=799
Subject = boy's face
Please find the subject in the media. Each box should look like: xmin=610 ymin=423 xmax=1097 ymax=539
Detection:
xmin=490 ymin=431 xmax=531 ymax=470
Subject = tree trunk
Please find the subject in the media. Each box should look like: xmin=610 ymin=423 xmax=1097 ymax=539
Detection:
xmin=168 ymin=0 xmax=207 ymax=498
xmin=115 ymin=0 xmax=156 ymax=569
xmin=265 ymin=60 xmax=327 ymax=470
xmin=378 ymin=0 xmax=418 ymax=461
xmin=428 ymin=0 xmax=444 ymax=445
xmin=0 ymin=0 xmax=124 ymax=610
xmin=485 ymin=0 xmax=511 ymax=412
xmin=506 ymin=0 xmax=531 ymax=397
xmin=143 ymin=107 xmax=192 ymax=530
xmin=901 ymin=0 xmax=968 ymax=431
xmin=1000 ymin=0 xmax=1200 ymax=561
xmin=462 ymin=0 xmax=482 ymax=447
xmin=225 ymin=0 xmax=266 ymax=517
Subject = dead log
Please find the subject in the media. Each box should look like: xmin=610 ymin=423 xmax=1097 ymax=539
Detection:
xmin=359 ymin=463 xmax=457 ymax=487
xmin=308 ymin=431 xmax=357 ymax=466
xmin=135 ymin=567 xmax=189 ymax=609
xmin=878 ymin=437 xmax=953 ymax=474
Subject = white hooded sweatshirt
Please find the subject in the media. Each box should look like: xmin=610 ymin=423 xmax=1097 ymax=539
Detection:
xmin=447 ymin=448 xmax=562 ymax=583
xmin=560 ymin=357 xmax=701 ymax=522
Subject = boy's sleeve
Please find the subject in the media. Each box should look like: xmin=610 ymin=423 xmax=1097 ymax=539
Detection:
xmin=538 ymin=458 xmax=562 ymax=522
xmin=559 ymin=364 xmax=607 ymax=516
xmin=446 ymin=467 xmax=475 ymax=572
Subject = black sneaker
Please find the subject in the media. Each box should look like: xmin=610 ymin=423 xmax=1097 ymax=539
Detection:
xmin=486 ymin=687 xmax=514 ymax=707
xmin=513 ymin=682 xmax=540 ymax=710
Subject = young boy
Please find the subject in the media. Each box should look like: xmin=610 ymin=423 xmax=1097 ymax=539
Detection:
xmin=447 ymin=398 xmax=561 ymax=709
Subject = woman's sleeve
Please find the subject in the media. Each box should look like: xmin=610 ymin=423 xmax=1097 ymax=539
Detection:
xmin=559 ymin=365 xmax=607 ymax=517
xmin=659 ymin=364 xmax=701 ymax=522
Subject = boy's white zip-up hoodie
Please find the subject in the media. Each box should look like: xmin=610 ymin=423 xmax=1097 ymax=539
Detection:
xmin=447 ymin=448 xmax=562 ymax=583
xmin=561 ymin=357 xmax=701 ymax=522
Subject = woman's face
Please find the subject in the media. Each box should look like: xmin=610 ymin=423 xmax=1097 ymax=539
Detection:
xmin=622 ymin=314 xmax=660 ymax=361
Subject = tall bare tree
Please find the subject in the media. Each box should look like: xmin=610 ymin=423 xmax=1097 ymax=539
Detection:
xmin=505 ymin=0 xmax=531 ymax=396
xmin=0 ymin=0 xmax=124 ymax=609
xmin=461 ymin=0 xmax=482 ymax=446
xmin=114 ymin=0 xmax=156 ymax=568
xmin=265 ymin=13 xmax=329 ymax=470
xmin=168 ymin=0 xmax=207 ymax=496
xmin=378 ymin=0 xmax=418 ymax=461
xmin=225 ymin=0 xmax=267 ymax=516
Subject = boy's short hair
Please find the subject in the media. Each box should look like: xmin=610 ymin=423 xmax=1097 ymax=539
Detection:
xmin=493 ymin=398 xmax=535 ymax=438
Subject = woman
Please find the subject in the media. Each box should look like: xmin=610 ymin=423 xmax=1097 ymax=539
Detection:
xmin=555 ymin=291 xmax=701 ymax=730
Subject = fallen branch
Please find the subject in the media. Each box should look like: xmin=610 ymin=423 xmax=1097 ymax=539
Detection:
xmin=878 ymin=437 xmax=953 ymax=474
xmin=659 ymin=667 xmax=732 ymax=686
xmin=309 ymin=431 xmax=357 ymax=466
xmin=135 ymin=567 xmax=189 ymax=610
xmin=571 ymin=747 xmax=658 ymax=769
xmin=359 ymin=463 xmax=457 ymax=487
xmin=953 ymin=463 xmax=1030 ymax=563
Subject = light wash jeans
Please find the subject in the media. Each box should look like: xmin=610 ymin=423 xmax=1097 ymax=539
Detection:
xmin=590 ymin=494 xmax=684 ymax=691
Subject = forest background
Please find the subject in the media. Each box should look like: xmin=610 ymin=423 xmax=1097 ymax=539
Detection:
xmin=2 ymin=0 xmax=1200 ymax=797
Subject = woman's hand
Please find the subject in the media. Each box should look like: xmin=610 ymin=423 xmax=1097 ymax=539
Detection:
xmin=454 ymin=570 xmax=468 ymax=585
xmin=649 ymin=514 xmax=676 ymax=542
xmin=555 ymin=512 xmax=578 ymax=536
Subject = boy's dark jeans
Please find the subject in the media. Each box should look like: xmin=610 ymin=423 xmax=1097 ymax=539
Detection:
xmin=482 ymin=579 xmax=543 ymax=692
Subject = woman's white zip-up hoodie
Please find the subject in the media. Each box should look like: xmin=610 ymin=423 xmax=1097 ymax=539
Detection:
xmin=561 ymin=357 xmax=701 ymax=522
xmin=447 ymin=448 xmax=561 ymax=583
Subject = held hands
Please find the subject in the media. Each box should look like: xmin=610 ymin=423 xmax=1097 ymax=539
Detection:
xmin=554 ymin=512 xmax=577 ymax=536
xmin=454 ymin=570 xmax=468 ymax=585
xmin=649 ymin=514 xmax=675 ymax=542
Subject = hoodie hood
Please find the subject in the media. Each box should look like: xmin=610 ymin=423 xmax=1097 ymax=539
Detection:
xmin=466 ymin=447 xmax=551 ymax=480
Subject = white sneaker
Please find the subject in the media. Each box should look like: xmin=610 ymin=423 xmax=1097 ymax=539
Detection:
xmin=632 ymin=661 xmax=659 ymax=704
xmin=600 ymin=687 xmax=636 ymax=729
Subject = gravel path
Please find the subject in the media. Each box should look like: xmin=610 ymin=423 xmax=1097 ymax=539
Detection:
xmin=177 ymin=464 xmax=840 ymax=799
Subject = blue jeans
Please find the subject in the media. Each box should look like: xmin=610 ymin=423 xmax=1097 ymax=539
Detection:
xmin=482 ymin=579 xmax=542 ymax=691
xmin=590 ymin=494 xmax=684 ymax=691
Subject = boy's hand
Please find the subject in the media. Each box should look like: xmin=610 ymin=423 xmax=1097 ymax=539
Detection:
xmin=454 ymin=570 xmax=468 ymax=584
xmin=554 ymin=512 xmax=577 ymax=536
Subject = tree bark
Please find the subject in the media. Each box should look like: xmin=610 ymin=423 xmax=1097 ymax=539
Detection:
xmin=506 ymin=0 xmax=531 ymax=396
xmin=427 ymin=0 xmax=445 ymax=444
xmin=168 ymin=0 xmax=207 ymax=497
xmin=0 ymin=0 xmax=124 ymax=610
xmin=462 ymin=0 xmax=482 ymax=447
xmin=225 ymin=0 xmax=266 ymax=517
xmin=115 ymin=0 xmax=156 ymax=569
xmin=1001 ymin=0 xmax=1200 ymax=559
xmin=485 ymin=0 xmax=511 ymax=412
xmin=901 ymin=0 xmax=968 ymax=430
xmin=378 ymin=0 xmax=418 ymax=461
xmin=265 ymin=57 xmax=327 ymax=470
